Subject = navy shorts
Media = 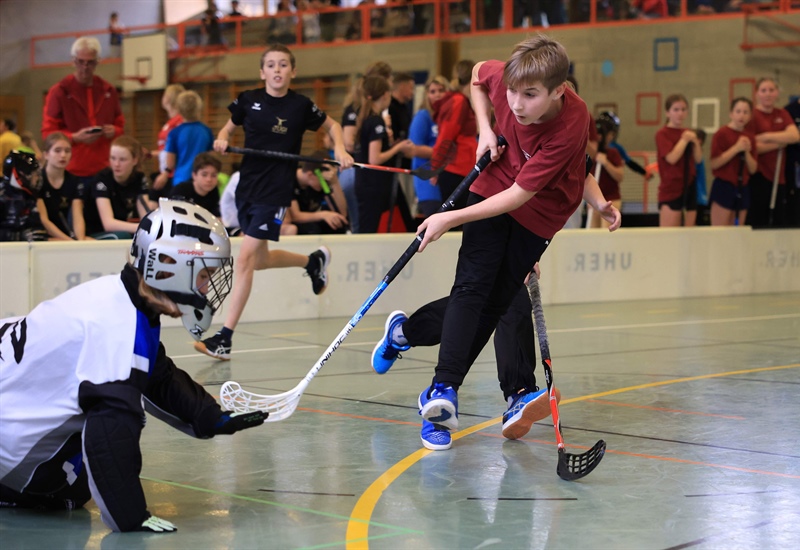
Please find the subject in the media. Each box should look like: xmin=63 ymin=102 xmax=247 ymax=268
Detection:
xmin=236 ymin=201 xmax=287 ymax=241
xmin=659 ymin=180 xmax=698 ymax=212
xmin=709 ymin=177 xmax=750 ymax=211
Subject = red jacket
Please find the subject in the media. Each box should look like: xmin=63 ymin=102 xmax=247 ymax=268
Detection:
xmin=432 ymin=91 xmax=477 ymax=177
xmin=42 ymin=74 xmax=125 ymax=177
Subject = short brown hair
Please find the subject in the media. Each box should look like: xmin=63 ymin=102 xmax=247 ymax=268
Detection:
xmin=111 ymin=135 xmax=142 ymax=161
xmin=261 ymin=43 xmax=295 ymax=69
xmin=503 ymin=35 xmax=569 ymax=93
xmin=192 ymin=152 xmax=221 ymax=174
xmin=665 ymin=94 xmax=688 ymax=111
xmin=176 ymin=90 xmax=202 ymax=121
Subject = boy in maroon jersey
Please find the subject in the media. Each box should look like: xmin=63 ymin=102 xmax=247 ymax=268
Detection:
xmin=375 ymin=35 xmax=621 ymax=451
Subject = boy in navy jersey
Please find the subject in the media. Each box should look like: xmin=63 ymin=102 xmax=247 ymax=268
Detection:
xmin=375 ymin=35 xmax=621 ymax=451
xmin=195 ymin=44 xmax=353 ymax=360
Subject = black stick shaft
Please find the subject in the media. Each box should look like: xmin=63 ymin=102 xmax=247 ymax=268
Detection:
xmin=382 ymin=136 xmax=507 ymax=284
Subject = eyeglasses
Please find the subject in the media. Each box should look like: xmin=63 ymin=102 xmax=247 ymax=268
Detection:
xmin=74 ymin=58 xmax=98 ymax=67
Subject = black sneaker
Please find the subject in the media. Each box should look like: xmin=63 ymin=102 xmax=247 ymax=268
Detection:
xmin=305 ymin=246 xmax=331 ymax=295
xmin=194 ymin=331 xmax=232 ymax=360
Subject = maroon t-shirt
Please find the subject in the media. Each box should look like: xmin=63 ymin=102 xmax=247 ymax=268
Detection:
xmin=598 ymin=147 xmax=622 ymax=201
xmin=655 ymin=126 xmax=697 ymax=203
xmin=746 ymin=107 xmax=792 ymax=185
xmin=711 ymin=125 xmax=756 ymax=186
xmin=472 ymin=60 xmax=590 ymax=239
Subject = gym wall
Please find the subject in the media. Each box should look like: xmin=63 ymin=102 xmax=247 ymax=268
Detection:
xmin=2 ymin=228 xmax=798 ymax=326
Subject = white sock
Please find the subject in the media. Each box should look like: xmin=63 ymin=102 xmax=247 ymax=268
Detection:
xmin=391 ymin=324 xmax=407 ymax=346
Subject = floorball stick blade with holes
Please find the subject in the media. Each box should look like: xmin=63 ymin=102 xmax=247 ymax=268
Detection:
xmin=226 ymin=146 xmax=444 ymax=180
xmin=220 ymin=137 xmax=507 ymax=420
xmin=526 ymin=274 xmax=606 ymax=480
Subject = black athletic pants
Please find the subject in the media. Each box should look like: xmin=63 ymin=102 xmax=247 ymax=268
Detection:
xmin=405 ymin=193 xmax=550 ymax=397
xmin=403 ymin=286 xmax=538 ymax=400
xmin=746 ymin=171 xmax=787 ymax=228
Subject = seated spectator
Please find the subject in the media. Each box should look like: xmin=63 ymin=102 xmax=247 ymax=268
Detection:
xmin=284 ymin=153 xmax=348 ymax=235
xmin=170 ymin=152 xmax=221 ymax=217
xmin=37 ymin=132 xmax=90 ymax=240
xmin=230 ymin=0 xmax=244 ymax=17
xmin=84 ymin=135 xmax=152 ymax=239
xmin=154 ymin=90 xmax=214 ymax=193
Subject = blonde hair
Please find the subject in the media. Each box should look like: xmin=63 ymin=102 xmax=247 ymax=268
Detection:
xmin=162 ymin=84 xmax=186 ymax=111
xmin=420 ymin=75 xmax=450 ymax=113
xmin=503 ymin=34 xmax=569 ymax=93
xmin=176 ymin=90 xmax=203 ymax=122
xmin=71 ymin=36 xmax=102 ymax=58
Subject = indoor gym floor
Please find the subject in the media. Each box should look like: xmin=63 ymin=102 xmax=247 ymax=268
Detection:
xmin=1 ymin=292 xmax=799 ymax=550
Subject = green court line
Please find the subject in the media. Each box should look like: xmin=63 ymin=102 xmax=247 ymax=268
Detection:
xmin=140 ymin=476 xmax=423 ymax=537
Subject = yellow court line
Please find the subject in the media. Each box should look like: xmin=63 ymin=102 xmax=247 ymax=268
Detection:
xmin=345 ymin=363 xmax=800 ymax=549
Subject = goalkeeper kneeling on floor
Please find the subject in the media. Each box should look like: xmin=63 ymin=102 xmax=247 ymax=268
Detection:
xmin=0 ymin=199 xmax=267 ymax=533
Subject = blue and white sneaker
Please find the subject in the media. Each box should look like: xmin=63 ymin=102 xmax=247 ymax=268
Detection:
xmin=371 ymin=310 xmax=410 ymax=374
xmin=501 ymin=386 xmax=561 ymax=440
xmin=418 ymin=383 xmax=458 ymax=431
xmin=421 ymin=420 xmax=452 ymax=451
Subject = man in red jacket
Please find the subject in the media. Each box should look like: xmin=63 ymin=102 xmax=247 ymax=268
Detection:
xmin=41 ymin=36 xmax=124 ymax=180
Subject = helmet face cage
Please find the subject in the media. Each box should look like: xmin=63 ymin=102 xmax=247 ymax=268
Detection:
xmin=131 ymin=199 xmax=233 ymax=340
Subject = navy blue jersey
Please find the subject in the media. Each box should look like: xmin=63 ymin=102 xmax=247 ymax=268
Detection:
xmin=230 ymin=88 xmax=327 ymax=206
xmin=38 ymin=169 xmax=83 ymax=236
xmin=89 ymin=168 xmax=149 ymax=232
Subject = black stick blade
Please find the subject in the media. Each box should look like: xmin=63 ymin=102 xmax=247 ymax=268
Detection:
xmin=412 ymin=163 xmax=443 ymax=180
xmin=556 ymin=440 xmax=606 ymax=481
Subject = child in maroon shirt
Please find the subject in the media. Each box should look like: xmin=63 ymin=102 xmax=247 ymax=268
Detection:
xmin=709 ymin=97 xmax=758 ymax=226
xmin=655 ymin=94 xmax=703 ymax=227
xmin=373 ymin=35 xmax=621 ymax=452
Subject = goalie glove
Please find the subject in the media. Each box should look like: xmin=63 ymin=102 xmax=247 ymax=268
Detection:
xmin=213 ymin=411 xmax=268 ymax=435
xmin=140 ymin=515 xmax=177 ymax=533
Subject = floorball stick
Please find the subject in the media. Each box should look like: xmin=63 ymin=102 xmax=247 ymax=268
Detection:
xmin=226 ymin=146 xmax=444 ymax=180
xmin=220 ymin=137 xmax=507 ymax=421
xmin=526 ymin=273 xmax=606 ymax=481
xmin=768 ymin=148 xmax=783 ymax=227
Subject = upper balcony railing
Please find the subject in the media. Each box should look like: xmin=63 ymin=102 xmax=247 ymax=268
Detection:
xmin=29 ymin=0 xmax=800 ymax=69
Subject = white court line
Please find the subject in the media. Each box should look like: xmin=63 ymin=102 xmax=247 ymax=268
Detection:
xmin=173 ymin=312 xmax=800 ymax=359
xmin=548 ymin=313 xmax=800 ymax=334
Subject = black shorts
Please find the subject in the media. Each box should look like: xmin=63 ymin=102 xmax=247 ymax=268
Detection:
xmin=710 ymin=177 xmax=750 ymax=211
xmin=235 ymin=200 xmax=287 ymax=241
xmin=659 ymin=181 xmax=697 ymax=211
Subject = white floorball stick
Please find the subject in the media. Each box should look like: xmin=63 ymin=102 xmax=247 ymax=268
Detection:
xmin=219 ymin=139 xmax=506 ymax=421
xmin=768 ymin=148 xmax=783 ymax=227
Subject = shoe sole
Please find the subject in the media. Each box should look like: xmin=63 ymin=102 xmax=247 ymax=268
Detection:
xmin=421 ymin=435 xmax=452 ymax=451
xmin=314 ymin=245 xmax=331 ymax=295
xmin=371 ymin=310 xmax=407 ymax=374
xmin=501 ymin=387 xmax=562 ymax=440
xmin=419 ymin=398 xmax=458 ymax=431
xmin=193 ymin=341 xmax=231 ymax=361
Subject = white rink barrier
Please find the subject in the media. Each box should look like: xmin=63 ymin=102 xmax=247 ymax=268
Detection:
xmin=1 ymin=227 xmax=799 ymax=327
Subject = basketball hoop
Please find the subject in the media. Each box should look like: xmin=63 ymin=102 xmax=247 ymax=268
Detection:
xmin=120 ymin=75 xmax=149 ymax=86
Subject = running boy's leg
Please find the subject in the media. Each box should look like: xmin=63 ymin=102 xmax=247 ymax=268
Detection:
xmin=195 ymin=203 xmax=330 ymax=360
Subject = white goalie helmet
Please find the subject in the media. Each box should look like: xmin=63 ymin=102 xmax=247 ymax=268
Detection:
xmin=131 ymin=199 xmax=234 ymax=340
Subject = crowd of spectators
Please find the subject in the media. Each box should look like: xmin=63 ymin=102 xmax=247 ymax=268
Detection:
xmin=2 ymin=24 xmax=799 ymax=243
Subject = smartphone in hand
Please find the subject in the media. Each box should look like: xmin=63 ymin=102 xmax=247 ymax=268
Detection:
xmin=87 ymin=127 xmax=103 ymax=134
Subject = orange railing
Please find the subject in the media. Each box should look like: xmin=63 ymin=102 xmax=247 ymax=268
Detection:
xmin=29 ymin=0 xmax=800 ymax=69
